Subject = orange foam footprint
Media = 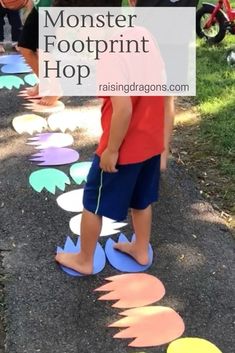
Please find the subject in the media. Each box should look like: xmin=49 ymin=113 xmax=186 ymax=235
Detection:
xmin=23 ymin=100 xmax=65 ymax=114
xmin=95 ymin=273 xmax=165 ymax=308
xmin=18 ymin=90 xmax=42 ymax=100
xmin=109 ymin=306 xmax=185 ymax=347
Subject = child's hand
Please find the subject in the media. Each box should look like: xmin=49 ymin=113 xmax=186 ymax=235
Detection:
xmin=160 ymin=149 xmax=169 ymax=172
xmin=100 ymin=149 xmax=119 ymax=173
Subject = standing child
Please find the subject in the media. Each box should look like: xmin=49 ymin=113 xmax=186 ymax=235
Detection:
xmin=0 ymin=2 xmax=22 ymax=53
xmin=55 ymin=0 xmax=175 ymax=275
xmin=56 ymin=94 xmax=174 ymax=275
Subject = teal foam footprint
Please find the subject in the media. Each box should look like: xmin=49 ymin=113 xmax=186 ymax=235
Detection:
xmin=29 ymin=168 xmax=71 ymax=194
xmin=24 ymin=74 xmax=38 ymax=86
xmin=70 ymin=161 xmax=92 ymax=184
xmin=0 ymin=75 xmax=24 ymax=90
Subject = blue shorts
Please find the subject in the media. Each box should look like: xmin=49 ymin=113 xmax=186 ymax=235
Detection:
xmin=83 ymin=154 xmax=161 ymax=221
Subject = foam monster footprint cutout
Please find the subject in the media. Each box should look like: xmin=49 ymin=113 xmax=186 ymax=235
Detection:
xmin=0 ymin=75 xmax=24 ymax=90
xmin=95 ymin=273 xmax=165 ymax=308
xmin=12 ymin=114 xmax=47 ymax=135
xmin=56 ymin=236 xmax=106 ymax=276
xmin=48 ymin=111 xmax=80 ymax=132
xmin=27 ymin=133 xmax=74 ymax=149
xmin=0 ymin=54 xmax=24 ymax=65
xmin=105 ymin=233 xmax=153 ymax=272
xmin=24 ymin=100 xmax=65 ymax=114
xmin=24 ymin=73 xmax=38 ymax=86
xmin=70 ymin=162 xmax=92 ymax=184
xmin=167 ymin=338 xmax=222 ymax=353
xmin=1 ymin=63 xmax=31 ymax=74
xmin=18 ymin=89 xmax=42 ymax=100
xmin=30 ymin=147 xmax=79 ymax=166
xmin=56 ymin=189 xmax=84 ymax=212
xmin=29 ymin=169 xmax=70 ymax=194
xmin=70 ymin=214 xmax=127 ymax=237
xmin=109 ymin=306 xmax=185 ymax=347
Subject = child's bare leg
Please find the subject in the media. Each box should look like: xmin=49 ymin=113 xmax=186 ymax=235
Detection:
xmin=160 ymin=149 xmax=169 ymax=172
xmin=114 ymin=205 xmax=152 ymax=265
xmin=0 ymin=44 xmax=5 ymax=53
xmin=55 ymin=209 xmax=102 ymax=275
xmin=19 ymin=48 xmax=60 ymax=104
xmin=19 ymin=47 xmax=38 ymax=75
xmin=18 ymin=47 xmax=39 ymax=96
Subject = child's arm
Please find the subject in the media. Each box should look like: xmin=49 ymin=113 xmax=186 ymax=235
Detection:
xmin=161 ymin=96 xmax=175 ymax=171
xmin=100 ymin=96 xmax=132 ymax=173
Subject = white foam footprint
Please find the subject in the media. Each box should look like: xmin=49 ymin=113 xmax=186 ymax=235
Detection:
xmin=56 ymin=189 xmax=84 ymax=212
xmin=12 ymin=114 xmax=47 ymax=135
xmin=70 ymin=214 xmax=127 ymax=237
xmin=48 ymin=111 xmax=80 ymax=132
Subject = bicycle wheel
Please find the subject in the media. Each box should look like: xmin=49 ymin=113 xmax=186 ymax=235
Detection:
xmin=196 ymin=5 xmax=227 ymax=44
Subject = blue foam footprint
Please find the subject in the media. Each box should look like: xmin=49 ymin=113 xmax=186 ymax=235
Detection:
xmin=105 ymin=233 xmax=153 ymax=272
xmin=56 ymin=236 xmax=106 ymax=277
xmin=1 ymin=63 xmax=31 ymax=74
xmin=0 ymin=54 xmax=24 ymax=65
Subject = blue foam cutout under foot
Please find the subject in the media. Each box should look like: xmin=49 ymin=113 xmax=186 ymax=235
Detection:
xmin=105 ymin=233 xmax=153 ymax=272
xmin=56 ymin=236 xmax=106 ymax=276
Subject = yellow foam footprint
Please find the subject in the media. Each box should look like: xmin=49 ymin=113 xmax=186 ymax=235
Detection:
xmin=167 ymin=337 xmax=222 ymax=353
xmin=12 ymin=114 xmax=47 ymax=135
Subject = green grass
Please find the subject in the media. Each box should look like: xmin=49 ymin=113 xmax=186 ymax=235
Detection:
xmin=192 ymin=1 xmax=235 ymax=221
xmin=196 ymin=36 xmax=235 ymax=177
xmin=195 ymin=19 xmax=235 ymax=216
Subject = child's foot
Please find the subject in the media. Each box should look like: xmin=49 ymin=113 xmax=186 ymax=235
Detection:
xmin=0 ymin=44 xmax=5 ymax=53
xmin=12 ymin=42 xmax=20 ymax=52
xmin=39 ymin=96 xmax=60 ymax=106
xmin=113 ymin=241 xmax=149 ymax=265
xmin=55 ymin=252 xmax=93 ymax=275
xmin=26 ymin=84 xmax=39 ymax=97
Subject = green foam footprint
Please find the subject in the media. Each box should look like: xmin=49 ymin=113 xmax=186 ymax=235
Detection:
xmin=24 ymin=74 xmax=38 ymax=86
xmin=29 ymin=168 xmax=71 ymax=194
xmin=70 ymin=161 xmax=92 ymax=185
xmin=0 ymin=75 xmax=24 ymax=89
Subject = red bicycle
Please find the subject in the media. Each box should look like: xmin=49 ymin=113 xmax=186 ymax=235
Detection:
xmin=196 ymin=0 xmax=235 ymax=43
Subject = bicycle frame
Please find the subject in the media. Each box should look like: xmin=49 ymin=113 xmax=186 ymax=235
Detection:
xmin=204 ymin=0 xmax=235 ymax=29
xmin=223 ymin=0 xmax=235 ymax=21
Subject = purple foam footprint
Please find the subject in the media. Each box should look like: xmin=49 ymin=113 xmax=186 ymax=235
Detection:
xmin=105 ymin=233 xmax=153 ymax=273
xmin=28 ymin=133 xmax=53 ymax=142
xmin=56 ymin=236 xmax=106 ymax=277
xmin=30 ymin=152 xmax=42 ymax=157
xmin=29 ymin=147 xmax=79 ymax=166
